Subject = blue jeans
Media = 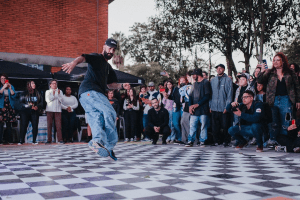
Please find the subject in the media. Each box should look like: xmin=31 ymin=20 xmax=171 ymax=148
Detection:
xmin=167 ymin=110 xmax=175 ymax=141
xmin=228 ymin=123 xmax=264 ymax=147
xmin=188 ymin=115 xmax=208 ymax=143
xmin=269 ymin=95 xmax=292 ymax=139
xmin=142 ymin=114 xmax=149 ymax=138
xmin=172 ymin=110 xmax=182 ymax=141
xmin=80 ymin=91 xmax=118 ymax=151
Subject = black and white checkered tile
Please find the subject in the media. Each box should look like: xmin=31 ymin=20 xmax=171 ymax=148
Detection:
xmin=1 ymin=143 xmax=300 ymax=200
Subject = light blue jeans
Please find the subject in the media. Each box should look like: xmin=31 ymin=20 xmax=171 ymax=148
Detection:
xmin=80 ymin=91 xmax=118 ymax=151
xmin=167 ymin=110 xmax=175 ymax=141
xmin=269 ymin=95 xmax=293 ymax=138
xmin=172 ymin=110 xmax=182 ymax=141
xmin=188 ymin=115 xmax=208 ymax=143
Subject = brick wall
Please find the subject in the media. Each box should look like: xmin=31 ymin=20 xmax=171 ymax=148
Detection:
xmin=0 ymin=0 xmax=108 ymax=58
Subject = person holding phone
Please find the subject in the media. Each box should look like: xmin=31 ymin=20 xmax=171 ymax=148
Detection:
xmin=275 ymin=119 xmax=300 ymax=153
xmin=257 ymin=52 xmax=300 ymax=147
xmin=0 ymin=74 xmax=17 ymax=144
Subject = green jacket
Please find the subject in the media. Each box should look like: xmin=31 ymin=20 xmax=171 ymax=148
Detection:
xmin=257 ymin=70 xmax=300 ymax=106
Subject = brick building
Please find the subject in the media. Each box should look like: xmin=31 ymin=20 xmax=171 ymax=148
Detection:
xmin=0 ymin=0 xmax=114 ymax=67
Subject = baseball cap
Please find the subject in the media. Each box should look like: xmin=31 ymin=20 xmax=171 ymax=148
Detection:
xmin=215 ymin=64 xmax=225 ymax=69
xmin=105 ymin=38 xmax=118 ymax=48
xmin=237 ymin=73 xmax=250 ymax=80
xmin=148 ymin=82 xmax=155 ymax=87
xmin=191 ymin=68 xmax=202 ymax=75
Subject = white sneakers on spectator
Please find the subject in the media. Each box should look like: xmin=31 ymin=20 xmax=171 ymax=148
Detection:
xmin=275 ymin=145 xmax=287 ymax=153
xmin=17 ymin=143 xmax=22 ymax=145
xmin=32 ymin=142 xmax=38 ymax=145
xmin=250 ymin=138 xmax=257 ymax=145
xmin=124 ymin=138 xmax=129 ymax=143
xmin=130 ymin=138 xmax=134 ymax=142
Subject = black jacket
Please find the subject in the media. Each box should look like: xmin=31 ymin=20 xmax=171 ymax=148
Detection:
xmin=226 ymin=100 xmax=264 ymax=126
xmin=148 ymin=107 xmax=169 ymax=129
xmin=19 ymin=90 xmax=43 ymax=113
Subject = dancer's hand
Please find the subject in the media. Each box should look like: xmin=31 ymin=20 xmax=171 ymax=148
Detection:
xmin=62 ymin=62 xmax=76 ymax=74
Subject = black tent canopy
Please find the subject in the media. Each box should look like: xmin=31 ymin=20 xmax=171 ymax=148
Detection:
xmin=54 ymin=67 xmax=145 ymax=86
xmin=0 ymin=60 xmax=145 ymax=86
xmin=0 ymin=60 xmax=52 ymax=79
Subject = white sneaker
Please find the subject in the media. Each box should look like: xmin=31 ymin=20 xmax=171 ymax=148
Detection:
xmin=130 ymin=138 xmax=134 ymax=142
xmin=17 ymin=143 xmax=22 ymax=145
xmin=133 ymin=137 xmax=137 ymax=142
xmin=124 ymin=138 xmax=129 ymax=142
xmin=32 ymin=142 xmax=38 ymax=145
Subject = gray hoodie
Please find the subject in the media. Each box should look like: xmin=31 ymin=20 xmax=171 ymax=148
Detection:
xmin=209 ymin=74 xmax=233 ymax=112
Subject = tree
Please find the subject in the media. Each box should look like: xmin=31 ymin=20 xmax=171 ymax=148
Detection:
xmin=111 ymin=32 xmax=127 ymax=70
xmin=283 ymin=35 xmax=300 ymax=64
xmin=154 ymin=0 xmax=300 ymax=76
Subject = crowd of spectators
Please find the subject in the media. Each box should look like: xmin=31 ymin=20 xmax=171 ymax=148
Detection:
xmin=0 ymin=52 xmax=299 ymax=154
xmin=118 ymin=52 xmax=300 ymax=153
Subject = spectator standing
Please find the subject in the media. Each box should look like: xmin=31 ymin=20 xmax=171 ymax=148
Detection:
xmin=61 ymin=86 xmax=78 ymax=143
xmin=227 ymin=91 xmax=265 ymax=152
xmin=257 ymin=52 xmax=300 ymax=146
xmin=45 ymin=79 xmax=64 ymax=144
xmin=162 ymin=80 xmax=175 ymax=142
xmin=142 ymin=82 xmax=161 ymax=141
xmin=138 ymin=85 xmax=149 ymax=141
xmin=107 ymin=90 xmax=120 ymax=120
xmin=250 ymin=67 xmax=261 ymax=88
xmin=179 ymin=70 xmax=194 ymax=144
xmin=123 ymin=88 xmax=139 ymax=142
xmin=232 ymin=73 xmax=256 ymax=126
xmin=19 ymin=80 xmax=43 ymax=145
xmin=202 ymin=71 xmax=208 ymax=80
xmin=210 ymin=64 xmax=233 ymax=146
xmin=0 ymin=74 xmax=17 ymax=144
xmin=145 ymin=98 xmax=170 ymax=145
xmin=255 ymin=82 xmax=266 ymax=102
xmin=185 ymin=69 xmax=212 ymax=147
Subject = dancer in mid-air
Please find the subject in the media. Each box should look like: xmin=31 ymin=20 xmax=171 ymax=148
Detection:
xmin=62 ymin=38 xmax=130 ymax=161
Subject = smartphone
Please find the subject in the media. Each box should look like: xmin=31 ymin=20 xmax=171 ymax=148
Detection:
xmin=292 ymin=119 xmax=296 ymax=125
xmin=160 ymin=71 xmax=166 ymax=76
xmin=5 ymin=80 xmax=9 ymax=83
xmin=262 ymin=59 xmax=268 ymax=69
xmin=159 ymin=88 xmax=165 ymax=93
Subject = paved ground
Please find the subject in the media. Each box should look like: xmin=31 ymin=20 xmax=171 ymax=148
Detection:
xmin=0 ymin=141 xmax=300 ymax=200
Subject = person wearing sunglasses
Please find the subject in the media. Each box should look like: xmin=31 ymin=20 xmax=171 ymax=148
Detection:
xmin=227 ymin=90 xmax=265 ymax=152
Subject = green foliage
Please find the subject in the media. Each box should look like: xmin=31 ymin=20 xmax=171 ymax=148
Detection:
xmin=124 ymin=62 xmax=188 ymax=86
xmin=283 ymin=36 xmax=300 ymax=64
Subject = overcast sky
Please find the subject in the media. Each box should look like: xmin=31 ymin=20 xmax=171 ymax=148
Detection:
xmin=108 ymin=0 xmax=263 ymax=74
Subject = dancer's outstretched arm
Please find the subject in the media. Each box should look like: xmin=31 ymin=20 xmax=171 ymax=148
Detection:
xmin=62 ymin=56 xmax=86 ymax=74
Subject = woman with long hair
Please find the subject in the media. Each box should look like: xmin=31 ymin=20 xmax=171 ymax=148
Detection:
xmin=257 ymin=52 xmax=300 ymax=146
xmin=0 ymin=74 xmax=16 ymax=144
xmin=123 ymin=88 xmax=139 ymax=142
xmin=162 ymin=80 xmax=176 ymax=143
xmin=19 ymin=80 xmax=43 ymax=144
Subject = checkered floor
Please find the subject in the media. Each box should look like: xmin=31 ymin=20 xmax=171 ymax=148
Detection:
xmin=1 ymin=142 xmax=300 ymax=200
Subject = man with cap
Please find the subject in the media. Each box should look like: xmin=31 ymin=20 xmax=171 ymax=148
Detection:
xmin=142 ymin=81 xmax=161 ymax=141
xmin=62 ymin=38 xmax=130 ymax=161
xmin=231 ymin=73 xmax=256 ymax=141
xmin=185 ymin=68 xmax=212 ymax=147
xmin=210 ymin=64 xmax=233 ymax=147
